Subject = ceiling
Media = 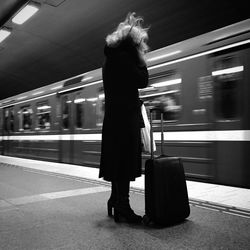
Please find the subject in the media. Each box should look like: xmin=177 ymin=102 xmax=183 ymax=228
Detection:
xmin=0 ymin=0 xmax=249 ymax=100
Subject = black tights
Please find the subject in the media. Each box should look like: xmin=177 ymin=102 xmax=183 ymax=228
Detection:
xmin=110 ymin=180 xmax=130 ymax=202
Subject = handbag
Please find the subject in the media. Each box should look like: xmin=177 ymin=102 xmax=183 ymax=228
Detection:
xmin=141 ymin=104 xmax=156 ymax=153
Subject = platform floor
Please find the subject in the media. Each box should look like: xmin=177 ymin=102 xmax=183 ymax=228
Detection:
xmin=0 ymin=156 xmax=250 ymax=249
xmin=1 ymin=155 xmax=250 ymax=212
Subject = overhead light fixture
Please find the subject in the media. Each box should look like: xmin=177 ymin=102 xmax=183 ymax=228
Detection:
xmin=12 ymin=3 xmax=40 ymax=25
xmin=0 ymin=28 xmax=11 ymax=43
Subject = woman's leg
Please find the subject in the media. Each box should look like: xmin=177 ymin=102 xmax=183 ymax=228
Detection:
xmin=114 ymin=180 xmax=142 ymax=223
xmin=107 ymin=181 xmax=117 ymax=216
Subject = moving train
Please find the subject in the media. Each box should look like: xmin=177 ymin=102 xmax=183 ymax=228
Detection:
xmin=1 ymin=19 xmax=249 ymax=188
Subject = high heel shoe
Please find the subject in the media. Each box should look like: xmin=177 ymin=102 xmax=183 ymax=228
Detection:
xmin=113 ymin=206 xmax=142 ymax=224
xmin=107 ymin=198 xmax=115 ymax=217
xmin=112 ymin=180 xmax=142 ymax=224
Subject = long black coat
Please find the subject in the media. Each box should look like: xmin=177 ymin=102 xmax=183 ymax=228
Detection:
xmin=99 ymin=37 xmax=148 ymax=181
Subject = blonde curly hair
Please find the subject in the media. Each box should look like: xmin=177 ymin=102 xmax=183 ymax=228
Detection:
xmin=106 ymin=12 xmax=149 ymax=54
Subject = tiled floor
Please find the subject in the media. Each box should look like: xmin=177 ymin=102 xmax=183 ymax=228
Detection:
xmin=1 ymin=155 xmax=250 ymax=211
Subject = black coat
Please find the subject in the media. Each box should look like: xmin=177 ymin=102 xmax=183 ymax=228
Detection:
xmin=99 ymin=37 xmax=149 ymax=181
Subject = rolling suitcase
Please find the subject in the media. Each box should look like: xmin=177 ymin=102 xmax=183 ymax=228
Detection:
xmin=143 ymin=108 xmax=190 ymax=226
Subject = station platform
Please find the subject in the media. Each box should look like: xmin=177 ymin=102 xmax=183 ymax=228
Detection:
xmin=0 ymin=155 xmax=250 ymax=249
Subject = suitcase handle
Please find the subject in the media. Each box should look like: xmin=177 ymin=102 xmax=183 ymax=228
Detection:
xmin=149 ymin=108 xmax=164 ymax=159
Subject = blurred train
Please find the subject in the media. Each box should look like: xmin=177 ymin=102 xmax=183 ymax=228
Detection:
xmin=0 ymin=19 xmax=249 ymax=188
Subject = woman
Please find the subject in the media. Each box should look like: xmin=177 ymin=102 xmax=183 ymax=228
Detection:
xmin=99 ymin=12 xmax=149 ymax=223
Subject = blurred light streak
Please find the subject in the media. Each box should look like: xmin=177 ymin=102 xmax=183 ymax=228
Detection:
xmin=212 ymin=66 xmax=244 ymax=76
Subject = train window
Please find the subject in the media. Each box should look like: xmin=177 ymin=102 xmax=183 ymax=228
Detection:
xmin=9 ymin=108 xmax=14 ymax=132
xmin=62 ymin=96 xmax=70 ymax=129
xmin=74 ymin=93 xmax=84 ymax=128
xmin=18 ymin=106 xmax=33 ymax=131
xmin=0 ymin=111 xmax=2 ymax=131
xmin=83 ymin=96 xmax=98 ymax=128
xmin=36 ymin=101 xmax=51 ymax=130
xmin=4 ymin=109 xmax=9 ymax=132
xmin=3 ymin=108 xmax=14 ymax=132
xmin=0 ymin=111 xmax=2 ymax=132
xmin=139 ymin=71 xmax=182 ymax=122
xmin=80 ymin=86 xmax=105 ymax=129
xmin=96 ymin=87 xmax=105 ymax=127
xmin=212 ymin=55 xmax=243 ymax=120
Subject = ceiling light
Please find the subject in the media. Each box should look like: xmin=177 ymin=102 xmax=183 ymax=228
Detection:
xmin=0 ymin=28 xmax=11 ymax=43
xmin=12 ymin=3 xmax=39 ymax=25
